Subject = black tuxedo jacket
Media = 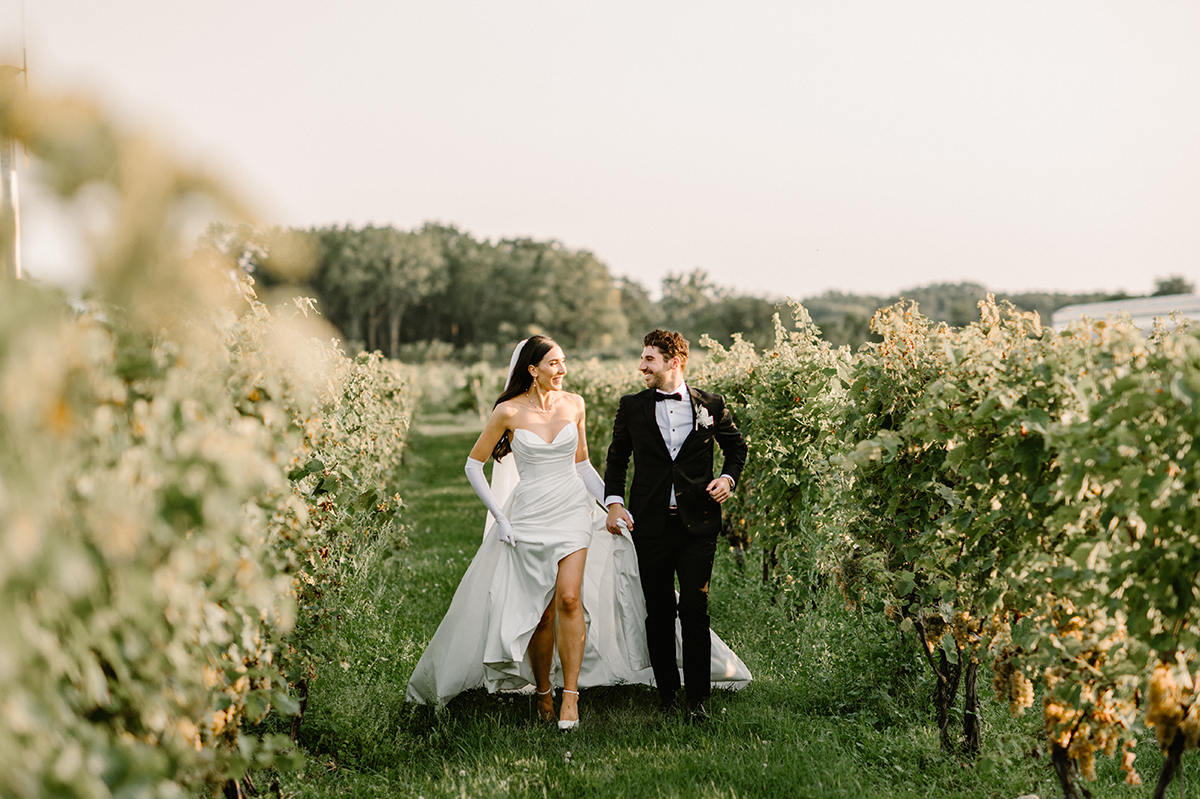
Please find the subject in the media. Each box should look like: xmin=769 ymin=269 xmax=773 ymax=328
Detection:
xmin=604 ymin=386 xmax=747 ymax=538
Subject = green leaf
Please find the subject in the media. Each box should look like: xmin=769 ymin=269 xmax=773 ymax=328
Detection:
xmin=940 ymin=632 xmax=959 ymax=664
xmin=271 ymin=690 xmax=302 ymax=716
xmin=245 ymin=693 xmax=269 ymax=722
xmin=932 ymin=483 xmax=960 ymax=507
xmin=1070 ymin=543 xmax=1094 ymax=568
xmin=312 ymin=475 xmax=339 ymax=496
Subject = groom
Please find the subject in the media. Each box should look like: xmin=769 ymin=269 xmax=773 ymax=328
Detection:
xmin=603 ymin=329 xmax=747 ymax=721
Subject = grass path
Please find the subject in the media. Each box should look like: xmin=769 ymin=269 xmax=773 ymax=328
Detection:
xmin=269 ymin=420 xmax=1152 ymax=799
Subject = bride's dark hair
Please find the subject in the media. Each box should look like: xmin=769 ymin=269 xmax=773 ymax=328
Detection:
xmin=491 ymin=335 xmax=557 ymax=461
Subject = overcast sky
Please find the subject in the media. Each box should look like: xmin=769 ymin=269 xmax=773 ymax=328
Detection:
xmin=4 ymin=1 xmax=1198 ymax=299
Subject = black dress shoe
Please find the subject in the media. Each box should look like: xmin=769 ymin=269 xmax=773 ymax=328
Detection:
xmin=658 ymin=696 xmax=679 ymax=717
xmin=686 ymin=701 xmax=710 ymax=724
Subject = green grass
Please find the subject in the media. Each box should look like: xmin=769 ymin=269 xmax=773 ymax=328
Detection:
xmin=263 ymin=415 xmax=1167 ymax=799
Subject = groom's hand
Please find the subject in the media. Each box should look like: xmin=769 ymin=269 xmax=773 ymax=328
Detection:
xmin=707 ymin=477 xmax=733 ymax=504
xmin=606 ymin=504 xmax=633 ymax=535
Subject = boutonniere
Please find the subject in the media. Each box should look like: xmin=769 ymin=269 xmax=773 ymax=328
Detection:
xmin=696 ymin=406 xmax=714 ymax=429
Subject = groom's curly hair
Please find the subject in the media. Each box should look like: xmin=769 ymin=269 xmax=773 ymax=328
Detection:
xmin=644 ymin=329 xmax=689 ymax=369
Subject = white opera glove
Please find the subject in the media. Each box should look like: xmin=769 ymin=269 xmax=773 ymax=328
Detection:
xmin=465 ymin=457 xmax=516 ymax=546
xmin=575 ymin=460 xmax=607 ymax=505
xmin=494 ymin=518 xmax=517 ymax=546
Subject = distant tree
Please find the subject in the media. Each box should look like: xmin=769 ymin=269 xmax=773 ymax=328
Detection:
xmin=616 ymin=277 xmax=656 ymax=341
xmin=366 ymin=226 xmax=446 ymax=357
xmin=801 ymin=290 xmax=886 ymax=349
xmin=645 ymin=269 xmax=783 ymax=351
xmin=816 ymin=311 xmax=877 ymax=350
xmin=889 ymin=282 xmax=990 ymax=327
xmin=399 ymin=231 xmax=632 ymax=355
xmin=310 ymin=225 xmax=376 ymax=347
xmin=1154 ymin=275 xmax=1196 ymax=296
xmin=659 ymin=269 xmax=724 ymax=331
xmin=308 ymin=225 xmax=448 ymax=356
xmin=552 ymin=246 xmax=629 ymax=350
xmin=405 ymin=223 xmax=495 ymax=347
xmin=657 ymin=269 xmax=727 ymax=344
xmin=495 ymin=239 xmax=628 ymax=351
xmin=693 ymin=295 xmax=782 ymax=351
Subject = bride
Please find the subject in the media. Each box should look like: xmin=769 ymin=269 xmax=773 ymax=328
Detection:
xmin=405 ymin=336 xmax=750 ymax=728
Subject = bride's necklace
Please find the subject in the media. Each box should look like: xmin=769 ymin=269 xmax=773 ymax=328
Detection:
xmin=524 ymin=387 xmax=556 ymax=414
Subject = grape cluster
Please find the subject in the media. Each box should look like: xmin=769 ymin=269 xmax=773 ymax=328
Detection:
xmin=1145 ymin=657 xmax=1200 ymax=753
xmin=991 ymin=654 xmax=1035 ymax=716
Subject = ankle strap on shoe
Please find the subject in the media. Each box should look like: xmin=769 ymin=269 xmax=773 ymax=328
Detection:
xmin=562 ymin=689 xmax=579 ymax=695
xmin=536 ymin=688 xmax=554 ymax=695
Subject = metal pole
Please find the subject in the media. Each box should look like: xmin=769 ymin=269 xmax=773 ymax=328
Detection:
xmin=0 ymin=134 xmax=20 ymax=280
xmin=1 ymin=0 xmax=27 ymax=281
xmin=0 ymin=62 xmax=20 ymax=281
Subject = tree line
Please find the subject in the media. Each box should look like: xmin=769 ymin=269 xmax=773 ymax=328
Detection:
xmin=201 ymin=222 xmax=1187 ymax=359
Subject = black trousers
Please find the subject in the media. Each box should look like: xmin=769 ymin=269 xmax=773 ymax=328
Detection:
xmin=634 ymin=510 xmax=718 ymax=705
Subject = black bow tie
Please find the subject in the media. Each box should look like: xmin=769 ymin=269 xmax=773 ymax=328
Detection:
xmin=655 ymin=392 xmax=682 ymax=402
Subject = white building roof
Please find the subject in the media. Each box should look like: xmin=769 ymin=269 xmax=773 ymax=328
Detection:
xmin=1051 ymin=294 xmax=1200 ymax=332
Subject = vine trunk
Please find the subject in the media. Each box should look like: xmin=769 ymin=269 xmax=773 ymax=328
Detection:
xmin=1051 ymin=743 xmax=1091 ymax=799
xmin=1152 ymin=729 xmax=1187 ymax=799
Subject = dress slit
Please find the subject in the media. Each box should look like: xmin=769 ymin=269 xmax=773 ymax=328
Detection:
xmin=556 ymin=545 xmax=588 ymax=565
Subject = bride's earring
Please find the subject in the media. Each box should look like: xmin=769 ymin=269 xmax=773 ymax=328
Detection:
xmin=530 ymin=368 xmax=545 ymax=395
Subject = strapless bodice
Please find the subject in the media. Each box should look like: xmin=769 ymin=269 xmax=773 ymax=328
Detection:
xmin=502 ymin=424 xmax=591 ymax=534
xmin=509 ymin=424 xmax=580 ymax=483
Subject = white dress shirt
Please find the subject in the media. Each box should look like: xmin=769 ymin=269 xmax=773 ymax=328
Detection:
xmin=656 ymin=383 xmax=693 ymax=506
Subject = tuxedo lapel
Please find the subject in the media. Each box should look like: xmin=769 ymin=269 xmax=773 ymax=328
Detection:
xmin=687 ymin=386 xmax=702 ymax=433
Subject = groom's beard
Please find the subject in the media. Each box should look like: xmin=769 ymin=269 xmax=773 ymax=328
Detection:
xmin=641 ymin=369 xmax=668 ymax=390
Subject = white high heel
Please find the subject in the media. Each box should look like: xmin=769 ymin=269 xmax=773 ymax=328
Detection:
xmin=558 ymin=689 xmax=580 ymax=730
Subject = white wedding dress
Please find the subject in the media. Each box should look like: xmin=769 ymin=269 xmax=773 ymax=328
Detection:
xmin=405 ymin=423 xmax=752 ymax=706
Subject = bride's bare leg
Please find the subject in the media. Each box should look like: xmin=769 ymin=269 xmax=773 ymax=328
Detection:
xmin=529 ymin=601 xmax=557 ymax=720
xmin=555 ymin=548 xmax=588 ymax=723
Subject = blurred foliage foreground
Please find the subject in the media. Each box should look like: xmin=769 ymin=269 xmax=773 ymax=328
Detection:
xmin=0 ymin=87 xmax=417 ymax=796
